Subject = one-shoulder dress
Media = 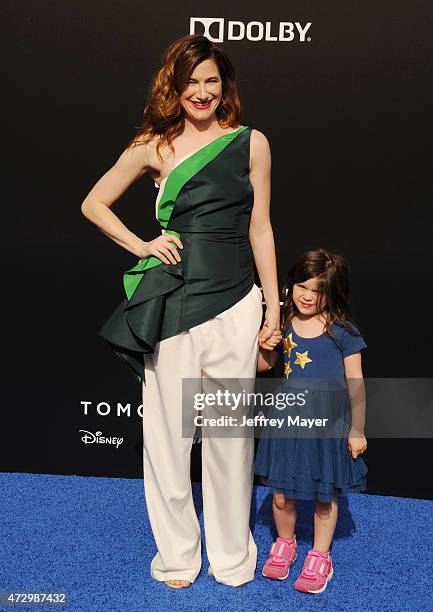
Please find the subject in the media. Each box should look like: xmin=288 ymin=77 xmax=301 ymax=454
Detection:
xmin=98 ymin=126 xmax=256 ymax=383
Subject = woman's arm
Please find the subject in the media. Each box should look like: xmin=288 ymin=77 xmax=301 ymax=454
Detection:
xmin=81 ymin=140 xmax=183 ymax=264
xmin=344 ymin=353 xmax=368 ymax=459
xmin=248 ymin=129 xmax=280 ymax=348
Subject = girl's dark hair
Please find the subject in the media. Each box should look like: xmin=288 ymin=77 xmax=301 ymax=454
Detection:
xmin=126 ymin=34 xmax=241 ymax=161
xmin=281 ymin=248 xmax=361 ymax=338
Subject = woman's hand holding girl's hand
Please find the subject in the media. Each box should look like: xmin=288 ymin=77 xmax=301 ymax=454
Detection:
xmin=259 ymin=309 xmax=281 ymax=350
xmin=259 ymin=331 xmax=283 ymax=350
xmin=138 ymin=234 xmax=184 ymax=265
xmin=259 ymin=327 xmax=282 ymax=350
xmin=348 ymin=431 xmax=367 ymax=459
xmin=260 ymin=330 xmax=282 ymax=349
xmin=257 ymin=321 xmax=281 ymax=371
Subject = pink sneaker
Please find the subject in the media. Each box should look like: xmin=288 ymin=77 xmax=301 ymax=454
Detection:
xmin=294 ymin=549 xmax=333 ymax=594
xmin=262 ymin=537 xmax=298 ymax=580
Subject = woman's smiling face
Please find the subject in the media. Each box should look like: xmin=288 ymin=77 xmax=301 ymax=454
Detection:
xmin=179 ymin=58 xmax=223 ymax=122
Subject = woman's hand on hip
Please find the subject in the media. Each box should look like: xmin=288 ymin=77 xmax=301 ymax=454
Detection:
xmin=139 ymin=234 xmax=184 ymax=264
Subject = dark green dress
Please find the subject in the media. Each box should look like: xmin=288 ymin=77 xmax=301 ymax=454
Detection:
xmin=99 ymin=126 xmax=255 ymax=383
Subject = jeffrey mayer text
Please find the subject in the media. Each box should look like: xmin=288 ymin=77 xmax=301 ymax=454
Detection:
xmin=194 ymin=412 xmax=329 ymax=429
xmin=239 ymin=414 xmax=329 ymax=428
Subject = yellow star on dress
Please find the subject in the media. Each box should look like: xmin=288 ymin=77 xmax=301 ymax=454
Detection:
xmin=284 ymin=361 xmax=293 ymax=378
xmin=293 ymin=351 xmax=313 ymax=369
xmin=283 ymin=333 xmax=298 ymax=377
xmin=284 ymin=333 xmax=298 ymax=358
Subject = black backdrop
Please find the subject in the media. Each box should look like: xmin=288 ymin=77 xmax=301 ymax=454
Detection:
xmin=2 ymin=1 xmax=432 ymax=499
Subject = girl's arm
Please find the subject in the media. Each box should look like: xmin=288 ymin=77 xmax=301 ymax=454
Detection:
xmin=80 ymin=140 xmax=183 ymax=264
xmin=248 ymin=130 xmax=280 ymax=349
xmin=257 ymin=347 xmax=279 ymax=373
xmin=344 ymin=353 xmax=367 ymax=459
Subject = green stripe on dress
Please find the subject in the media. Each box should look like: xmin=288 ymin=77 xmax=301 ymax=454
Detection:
xmin=123 ymin=125 xmax=248 ymax=300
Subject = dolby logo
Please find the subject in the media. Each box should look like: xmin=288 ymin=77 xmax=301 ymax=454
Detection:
xmin=190 ymin=18 xmax=312 ymax=43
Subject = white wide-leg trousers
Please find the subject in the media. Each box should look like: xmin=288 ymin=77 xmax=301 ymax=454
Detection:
xmin=141 ymin=284 xmax=263 ymax=586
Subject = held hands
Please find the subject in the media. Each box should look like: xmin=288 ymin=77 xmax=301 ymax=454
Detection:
xmin=260 ymin=329 xmax=282 ymax=350
xmin=138 ymin=234 xmax=184 ymax=265
xmin=348 ymin=430 xmax=368 ymax=459
xmin=259 ymin=309 xmax=282 ymax=350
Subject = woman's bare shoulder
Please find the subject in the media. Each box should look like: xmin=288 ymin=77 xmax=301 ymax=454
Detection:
xmin=250 ymin=128 xmax=271 ymax=150
xmin=123 ymin=134 xmax=165 ymax=178
xmin=249 ymin=129 xmax=271 ymax=168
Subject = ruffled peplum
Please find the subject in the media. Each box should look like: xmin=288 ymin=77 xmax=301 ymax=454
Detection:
xmin=98 ymin=261 xmax=184 ymax=384
xmin=254 ymin=378 xmax=368 ymax=502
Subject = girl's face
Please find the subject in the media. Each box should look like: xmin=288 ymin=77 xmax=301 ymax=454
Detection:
xmin=179 ymin=59 xmax=223 ymax=123
xmin=292 ymin=276 xmax=327 ymax=316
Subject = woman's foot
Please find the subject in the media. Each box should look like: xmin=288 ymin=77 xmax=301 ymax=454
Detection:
xmin=164 ymin=579 xmax=191 ymax=589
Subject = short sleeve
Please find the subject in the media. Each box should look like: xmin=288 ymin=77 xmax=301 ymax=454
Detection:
xmin=333 ymin=322 xmax=367 ymax=358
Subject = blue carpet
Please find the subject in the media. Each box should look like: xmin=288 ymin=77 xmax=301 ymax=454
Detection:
xmin=1 ymin=473 xmax=432 ymax=612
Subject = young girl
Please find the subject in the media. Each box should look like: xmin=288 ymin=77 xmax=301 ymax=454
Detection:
xmin=254 ymin=248 xmax=368 ymax=594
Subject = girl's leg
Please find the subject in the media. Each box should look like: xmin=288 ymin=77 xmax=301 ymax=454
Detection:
xmin=261 ymin=492 xmax=298 ymax=580
xmin=313 ymin=496 xmax=338 ymax=552
xmin=273 ymin=493 xmax=297 ymax=539
xmin=293 ymin=498 xmax=336 ymax=593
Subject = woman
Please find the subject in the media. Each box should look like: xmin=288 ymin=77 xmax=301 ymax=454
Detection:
xmin=81 ymin=35 xmax=281 ymax=588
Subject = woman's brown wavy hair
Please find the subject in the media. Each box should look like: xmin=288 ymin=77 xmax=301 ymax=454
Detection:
xmin=280 ymin=248 xmax=363 ymax=340
xmin=126 ymin=35 xmax=241 ymax=160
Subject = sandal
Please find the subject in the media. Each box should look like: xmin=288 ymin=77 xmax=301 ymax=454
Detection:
xmin=164 ymin=579 xmax=191 ymax=589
